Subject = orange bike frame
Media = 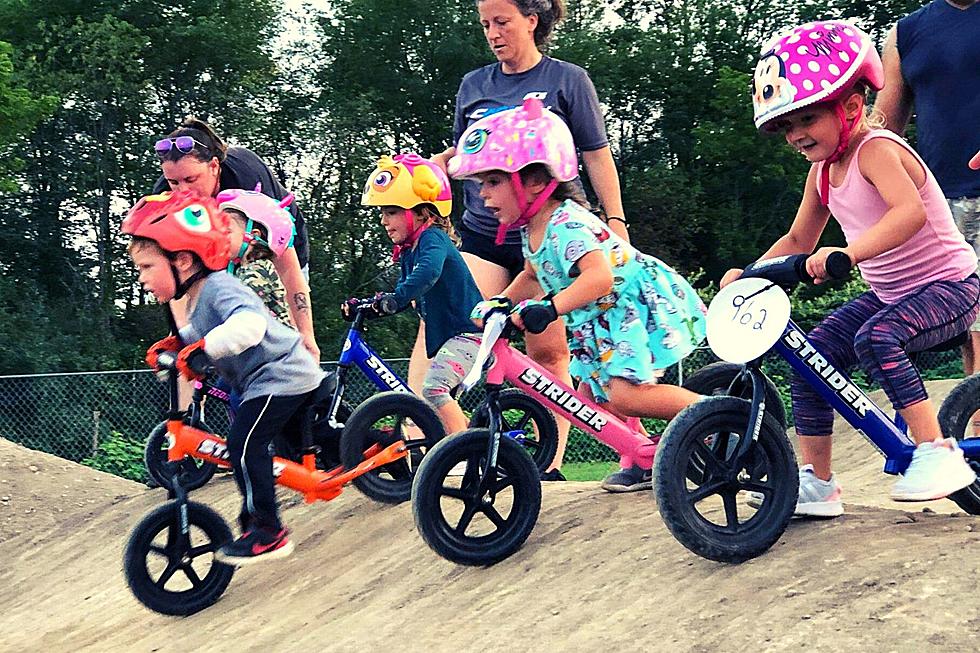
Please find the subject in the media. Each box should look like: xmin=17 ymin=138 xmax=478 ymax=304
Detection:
xmin=166 ymin=420 xmax=407 ymax=503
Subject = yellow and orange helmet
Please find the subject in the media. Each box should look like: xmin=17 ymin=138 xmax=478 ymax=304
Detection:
xmin=361 ymin=153 xmax=452 ymax=217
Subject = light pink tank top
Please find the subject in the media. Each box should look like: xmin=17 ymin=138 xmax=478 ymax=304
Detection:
xmin=817 ymin=129 xmax=977 ymax=304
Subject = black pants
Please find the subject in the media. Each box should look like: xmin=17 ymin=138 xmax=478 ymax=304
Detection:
xmin=228 ymin=392 xmax=311 ymax=532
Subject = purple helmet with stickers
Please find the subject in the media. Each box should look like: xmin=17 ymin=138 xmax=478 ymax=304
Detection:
xmin=448 ymin=98 xmax=578 ymax=182
xmin=751 ymin=20 xmax=883 ymax=131
xmin=216 ymin=184 xmax=296 ymax=258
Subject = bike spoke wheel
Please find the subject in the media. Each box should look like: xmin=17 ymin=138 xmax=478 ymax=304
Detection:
xmin=469 ymin=389 xmax=559 ymax=474
xmin=412 ymin=428 xmax=541 ymax=566
xmin=125 ymin=501 xmax=235 ymax=615
xmin=340 ymin=392 xmax=446 ymax=504
xmin=655 ymin=396 xmax=797 ymax=563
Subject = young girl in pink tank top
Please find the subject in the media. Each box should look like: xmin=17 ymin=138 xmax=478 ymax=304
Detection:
xmin=723 ymin=20 xmax=979 ymax=516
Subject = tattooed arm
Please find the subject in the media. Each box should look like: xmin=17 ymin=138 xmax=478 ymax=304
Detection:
xmin=273 ymin=247 xmax=320 ymax=361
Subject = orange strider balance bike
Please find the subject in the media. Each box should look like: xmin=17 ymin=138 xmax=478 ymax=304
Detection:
xmin=124 ymin=349 xmax=444 ymax=615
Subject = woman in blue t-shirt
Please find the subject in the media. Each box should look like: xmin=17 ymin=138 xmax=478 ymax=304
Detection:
xmin=425 ymin=0 xmax=630 ymax=483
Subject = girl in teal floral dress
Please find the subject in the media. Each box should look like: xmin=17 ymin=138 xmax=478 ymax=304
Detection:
xmin=450 ymin=98 xmax=708 ymax=491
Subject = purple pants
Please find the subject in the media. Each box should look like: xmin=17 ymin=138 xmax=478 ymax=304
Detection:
xmin=792 ymin=275 xmax=979 ymax=435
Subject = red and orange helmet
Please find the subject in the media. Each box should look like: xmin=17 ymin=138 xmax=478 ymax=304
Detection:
xmin=123 ymin=190 xmax=231 ymax=270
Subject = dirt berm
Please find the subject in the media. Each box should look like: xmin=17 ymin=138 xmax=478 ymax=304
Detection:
xmin=1 ymin=380 xmax=978 ymax=652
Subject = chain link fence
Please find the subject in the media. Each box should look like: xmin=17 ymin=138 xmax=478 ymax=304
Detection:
xmin=0 ymin=348 xmax=963 ymax=482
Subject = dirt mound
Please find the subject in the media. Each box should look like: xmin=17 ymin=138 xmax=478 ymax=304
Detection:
xmin=0 ymin=438 xmax=143 ymax=545
xmin=0 ymin=381 xmax=978 ymax=652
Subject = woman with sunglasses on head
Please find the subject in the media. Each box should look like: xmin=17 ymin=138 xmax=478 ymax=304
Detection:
xmin=151 ymin=117 xmax=319 ymax=361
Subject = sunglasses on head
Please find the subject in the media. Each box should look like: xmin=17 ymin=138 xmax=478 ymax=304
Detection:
xmin=154 ymin=136 xmax=209 ymax=156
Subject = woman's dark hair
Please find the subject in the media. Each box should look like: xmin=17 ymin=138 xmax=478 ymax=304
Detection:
xmin=158 ymin=116 xmax=229 ymax=164
xmin=479 ymin=0 xmax=565 ymax=47
xmin=519 ymin=163 xmax=589 ymax=207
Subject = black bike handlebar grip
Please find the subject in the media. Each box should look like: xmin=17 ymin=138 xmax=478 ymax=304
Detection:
xmin=824 ymin=251 xmax=853 ymax=280
xmin=377 ymin=295 xmax=399 ymax=315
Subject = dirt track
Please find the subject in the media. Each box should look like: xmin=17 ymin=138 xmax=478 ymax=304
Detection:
xmin=1 ymin=380 xmax=979 ymax=652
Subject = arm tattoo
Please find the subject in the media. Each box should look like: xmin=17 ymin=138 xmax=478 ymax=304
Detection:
xmin=293 ymin=292 xmax=310 ymax=313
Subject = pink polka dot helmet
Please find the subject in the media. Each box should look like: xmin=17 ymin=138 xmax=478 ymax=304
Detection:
xmin=751 ymin=20 xmax=883 ymax=131
xmin=448 ymin=98 xmax=578 ymax=244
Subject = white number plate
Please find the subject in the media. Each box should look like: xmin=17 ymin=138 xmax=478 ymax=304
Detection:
xmin=706 ymin=277 xmax=791 ymax=363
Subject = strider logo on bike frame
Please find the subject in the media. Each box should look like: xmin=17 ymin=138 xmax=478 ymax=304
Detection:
xmin=782 ymin=327 xmax=874 ymax=417
xmin=364 ymin=354 xmax=409 ymax=392
xmin=518 ymin=368 xmax=608 ymax=431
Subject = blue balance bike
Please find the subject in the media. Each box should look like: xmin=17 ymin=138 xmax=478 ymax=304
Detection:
xmin=321 ymin=298 xmax=560 ymax=482
xmin=654 ymin=252 xmax=980 ymax=562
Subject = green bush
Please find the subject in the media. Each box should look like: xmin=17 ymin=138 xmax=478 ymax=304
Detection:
xmin=81 ymin=431 xmax=146 ymax=483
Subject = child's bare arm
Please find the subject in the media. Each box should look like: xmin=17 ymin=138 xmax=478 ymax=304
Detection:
xmin=761 ymin=165 xmax=832 ymax=259
xmin=722 ymin=166 xmax=831 ymax=287
xmin=500 ymin=261 xmax=544 ymax=303
xmin=846 ymin=138 xmax=927 ymax=263
xmin=552 ymin=250 xmax=613 ymax=315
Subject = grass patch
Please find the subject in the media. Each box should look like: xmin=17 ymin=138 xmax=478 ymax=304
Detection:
xmin=561 ymin=460 xmax=619 ymax=482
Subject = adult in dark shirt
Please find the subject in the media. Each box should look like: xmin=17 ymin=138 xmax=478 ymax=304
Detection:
xmin=878 ymin=0 xmax=980 ymax=376
xmin=151 ymin=117 xmax=318 ymax=360
xmin=428 ymin=0 xmax=630 ymax=479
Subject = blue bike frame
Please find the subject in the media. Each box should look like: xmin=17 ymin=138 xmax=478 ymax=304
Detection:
xmin=772 ymin=319 xmax=980 ymax=475
xmin=338 ymin=327 xmax=410 ymax=394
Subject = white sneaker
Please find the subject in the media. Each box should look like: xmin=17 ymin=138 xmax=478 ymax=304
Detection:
xmin=891 ymin=438 xmax=977 ymax=502
xmin=746 ymin=464 xmax=843 ymax=517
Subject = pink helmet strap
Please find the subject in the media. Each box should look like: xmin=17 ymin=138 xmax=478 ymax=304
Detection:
xmin=819 ymin=99 xmax=863 ymax=206
xmin=392 ymin=208 xmax=430 ymax=262
xmin=494 ymin=172 xmax=560 ymax=245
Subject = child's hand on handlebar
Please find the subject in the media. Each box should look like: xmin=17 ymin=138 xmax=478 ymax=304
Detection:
xmin=176 ymin=339 xmax=211 ymax=381
xmin=145 ymin=335 xmax=181 ymax=370
xmin=720 ymin=268 xmax=744 ymax=289
xmin=806 ymin=247 xmax=853 ymax=284
xmin=512 ymin=298 xmax=559 ymax=334
xmin=341 ymin=294 xmax=398 ymax=321
xmin=470 ymin=295 xmax=512 ymax=327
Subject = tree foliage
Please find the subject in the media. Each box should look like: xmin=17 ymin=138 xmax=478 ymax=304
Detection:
xmin=0 ymin=0 xmax=924 ymax=373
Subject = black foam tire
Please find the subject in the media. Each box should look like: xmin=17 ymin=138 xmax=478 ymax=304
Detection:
xmin=144 ymin=421 xmax=218 ymax=492
xmin=124 ymin=501 xmax=235 ymax=616
xmin=654 ymin=396 xmax=798 ymax=563
xmin=412 ymin=428 xmax=541 ymax=566
xmin=468 ymin=389 xmax=559 ymax=474
xmin=339 ymin=391 xmax=446 ymax=504
xmin=937 ymin=374 xmax=980 ymax=514
xmin=682 ymin=362 xmax=787 ymax=429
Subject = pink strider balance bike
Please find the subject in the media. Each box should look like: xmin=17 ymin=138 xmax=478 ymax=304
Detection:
xmin=410 ymin=313 xmax=781 ymax=565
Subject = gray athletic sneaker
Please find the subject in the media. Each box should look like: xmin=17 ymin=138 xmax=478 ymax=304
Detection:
xmin=747 ymin=464 xmax=843 ymax=517
xmin=601 ymin=464 xmax=652 ymax=493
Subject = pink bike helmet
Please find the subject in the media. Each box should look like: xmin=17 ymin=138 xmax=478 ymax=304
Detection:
xmin=448 ymin=98 xmax=578 ymax=243
xmin=752 ymin=20 xmax=884 ymax=204
xmin=216 ymin=183 xmax=296 ymax=263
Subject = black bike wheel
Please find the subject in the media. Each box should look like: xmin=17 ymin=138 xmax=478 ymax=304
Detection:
xmin=144 ymin=421 xmax=218 ymax=492
xmin=124 ymin=501 xmax=235 ymax=615
xmin=469 ymin=389 xmax=559 ymax=474
xmin=682 ymin=362 xmax=787 ymax=428
xmin=339 ymin=391 xmax=446 ymax=504
xmin=654 ymin=396 xmax=798 ymax=563
xmin=411 ymin=428 xmax=541 ymax=566
xmin=937 ymin=374 xmax=980 ymax=514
